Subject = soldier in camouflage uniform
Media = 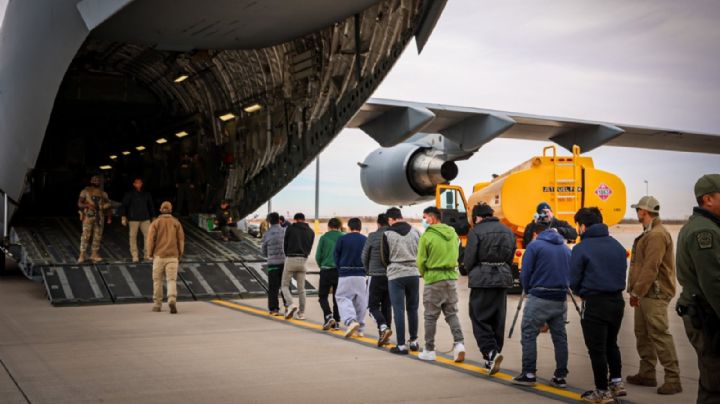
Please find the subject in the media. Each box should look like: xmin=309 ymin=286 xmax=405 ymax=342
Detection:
xmin=676 ymin=174 xmax=720 ymax=403
xmin=77 ymin=175 xmax=112 ymax=263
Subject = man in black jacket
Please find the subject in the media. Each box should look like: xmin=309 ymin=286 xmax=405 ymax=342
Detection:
xmin=464 ymin=203 xmax=517 ymax=375
xmin=522 ymin=202 xmax=578 ymax=248
xmin=121 ymin=178 xmax=155 ymax=262
xmin=281 ymin=212 xmax=315 ymax=320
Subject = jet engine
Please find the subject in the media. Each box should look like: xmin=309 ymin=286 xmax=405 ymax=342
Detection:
xmin=359 ymin=143 xmax=458 ymax=206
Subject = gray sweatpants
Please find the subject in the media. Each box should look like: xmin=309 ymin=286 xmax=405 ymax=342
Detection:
xmin=424 ymin=280 xmax=464 ymax=351
xmin=336 ymin=276 xmax=368 ymax=330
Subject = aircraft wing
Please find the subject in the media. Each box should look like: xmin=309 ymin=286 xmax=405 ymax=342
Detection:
xmin=346 ymin=98 xmax=720 ymax=154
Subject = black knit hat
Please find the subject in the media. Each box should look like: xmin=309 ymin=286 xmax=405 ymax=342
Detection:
xmin=472 ymin=203 xmax=494 ymax=219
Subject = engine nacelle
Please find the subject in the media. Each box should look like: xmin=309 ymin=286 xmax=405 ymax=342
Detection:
xmin=360 ymin=143 xmax=458 ymax=206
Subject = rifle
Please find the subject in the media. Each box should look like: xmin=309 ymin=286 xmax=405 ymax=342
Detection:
xmin=508 ymin=291 xmax=525 ymax=338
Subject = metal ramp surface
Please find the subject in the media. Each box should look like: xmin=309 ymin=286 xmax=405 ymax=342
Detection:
xmin=12 ymin=216 xmax=318 ymax=306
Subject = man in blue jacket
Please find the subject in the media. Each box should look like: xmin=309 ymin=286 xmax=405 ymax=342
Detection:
xmin=512 ymin=219 xmax=570 ymax=388
xmin=334 ymin=218 xmax=368 ymax=338
xmin=570 ymin=207 xmax=628 ymax=403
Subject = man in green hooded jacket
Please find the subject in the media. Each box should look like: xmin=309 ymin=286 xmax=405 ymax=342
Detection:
xmin=417 ymin=206 xmax=465 ymax=363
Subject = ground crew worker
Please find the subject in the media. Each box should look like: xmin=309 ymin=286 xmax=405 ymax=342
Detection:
xmin=513 ymin=220 xmax=570 ymax=388
xmin=261 ymin=212 xmax=286 ymax=316
xmin=315 ymin=217 xmax=343 ymax=330
xmin=417 ymin=206 xmax=465 ymax=363
xmin=626 ymin=195 xmax=682 ymax=394
xmin=464 ymin=203 xmax=516 ymax=375
xmin=570 ymin=207 xmax=628 ymax=402
xmin=121 ymin=177 xmax=154 ymax=262
xmin=334 ymin=218 xmax=368 ymax=338
xmin=281 ymin=212 xmax=315 ymax=320
xmin=77 ymin=175 xmax=112 ymax=263
xmin=146 ymin=201 xmax=184 ymax=314
xmin=214 ymin=199 xmax=240 ymax=241
xmin=676 ymin=174 xmax=720 ymax=403
xmin=522 ymin=202 xmax=577 ymax=248
xmin=363 ymin=213 xmax=393 ymax=347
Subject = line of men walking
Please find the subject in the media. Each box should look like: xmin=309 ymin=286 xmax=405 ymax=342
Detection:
xmin=259 ymin=173 xmax=720 ymax=404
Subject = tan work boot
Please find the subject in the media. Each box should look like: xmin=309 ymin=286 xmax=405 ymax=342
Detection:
xmin=77 ymin=252 xmax=86 ymax=264
xmin=626 ymin=374 xmax=657 ymax=387
xmin=90 ymin=252 xmax=103 ymax=263
xmin=657 ymin=382 xmax=682 ymax=395
xmin=152 ymin=305 xmax=161 ymax=312
xmin=169 ymin=301 xmax=177 ymax=314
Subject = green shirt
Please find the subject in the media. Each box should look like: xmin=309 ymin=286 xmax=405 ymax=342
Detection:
xmin=677 ymin=208 xmax=720 ymax=315
xmin=315 ymin=230 xmax=344 ymax=270
xmin=417 ymin=223 xmax=460 ymax=285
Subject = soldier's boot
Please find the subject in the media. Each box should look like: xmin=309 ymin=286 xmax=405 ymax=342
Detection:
xmin=169 ymin=301 xmax=177 ymax=314
xmin=91 ymin=251 xmax=103 ymax=263
xmin=627 ymin=374 xmax=657 ymax=387
xmin=657 ymin=382 xmax=682 ymax=395
xmin=152 ymin=304 xmax=161 ymax=312
xmin=77 ymin=252 xmax=86 ymax=264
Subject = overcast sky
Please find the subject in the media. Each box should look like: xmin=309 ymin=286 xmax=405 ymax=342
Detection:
xmin=254 ymin=0 xmax=720 ymax=220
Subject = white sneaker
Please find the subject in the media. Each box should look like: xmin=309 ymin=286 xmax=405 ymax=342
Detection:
xmin=344 ymin=320 xmax=360 ymax=338
xmin=418 ymin=349 xmax=436 ymax=361
xmin=284 ymin=305 xmax=297 ymax=319
xmin=453 ymin=342 xmax=466 ymax=363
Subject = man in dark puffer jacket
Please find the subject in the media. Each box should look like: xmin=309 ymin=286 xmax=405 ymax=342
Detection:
xmin=464 ymin=203 xmax=516 ymax=375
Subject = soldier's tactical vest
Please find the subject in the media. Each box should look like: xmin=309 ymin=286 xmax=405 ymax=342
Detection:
xmin=80 ymin=187 xmax=110 ymax=218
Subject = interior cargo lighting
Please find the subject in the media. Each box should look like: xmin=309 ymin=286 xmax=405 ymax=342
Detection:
xmin=175 ymin=131 xmax=189 ymax=138
xmin=174 ymin=75 xmax=188 ymax=83
xmin=135 ymin=145 xmax=146 ymax=151
xmin=219 ymin=113 xmax=236 ymax=121
xmin=243 ymin=103 xmax=262 ymax=113
xmin=109 ymin=155 xmax=117 ymax=160
xmin=121 ymin=151 xmax=131 ymax=156
xmin=155 ymin=138 xmax=168 ymax=144
xmin=99 ymin=165 xmax=112 ymax=170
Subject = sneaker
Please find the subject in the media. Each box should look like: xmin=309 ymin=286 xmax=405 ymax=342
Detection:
xmin=626 ymin=374 xmax=657 ymax=387
xmin=408 ymin=339 xmax=420 ymax=352
xmin=453 ymin=342 xmax=466 ymax=363
xmin=169 ymin=301 xmax=177 ymax=314
xmin=152 ymin=305 xmax=161 ymax=312
xmin=390 ymin=346 xmax=409 ymax=355
xmin=295 ymin=312 xmax=306 ymax=320
xmin=269 ymin=310 xmax=281 ymax=317
xmin=485 ymin=350 xmax=503 ymax=375
xmin=512 ymin=374 xmax=537 ymax=386
xmin=323 ymin=317 xmax=336 ymax=331
xmin=284 ymin=306 xmax=297 ymax=320
xmin=378 ymin=327 xmax=393 ymax=347
xmin=581 ymin=389 xmax=614 ymax=403
xmin=356 ymin=332 xmax=364 ymax=338
xmin=333 ymin=323 xmax=341 ymax=331
xmin=344 ymin=320 xmax=360 ymax=338
xmin=551 ymin=377 xmax=567 ymax=388
xmin=609 ymin=380 xmax=627 ymax=397
xmin=418 ymin=349 xmax=437 ymax=361
xmin=657 ymin=382 xmax=682 ymax=395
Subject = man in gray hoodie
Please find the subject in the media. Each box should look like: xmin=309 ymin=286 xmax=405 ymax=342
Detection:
xmin=381 ymin=207 xmax=422 ymax=354
xmin=363 ymin=213 xmax=393 ymax=346
xmin=261 ymin=212 xmax=286 ymax=315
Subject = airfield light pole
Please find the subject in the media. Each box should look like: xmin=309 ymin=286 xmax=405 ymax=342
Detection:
xmin=314 ymin=156 xmax=320 ymax=234
xmin=644 ymin=179 xmax=649 ymax=196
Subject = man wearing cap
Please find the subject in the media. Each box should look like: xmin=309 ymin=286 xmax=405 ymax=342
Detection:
xmin=626 ymin=195 xmax=682 ymax=395
xmin=522 ymin=202 xmax=578 ymax=248
xmin=77 ymin=175 xmax=112 ymax=263
xmin=676 ymin=174 xmax=720 ymax=403
xmin=146 ymin=201 xmax=185 ymax=314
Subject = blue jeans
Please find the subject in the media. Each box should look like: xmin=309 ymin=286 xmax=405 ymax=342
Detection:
xmin=521 ymin=295 xmax=569 ymax=377
xmin=389 ymin=276 xmax=420 ymax=346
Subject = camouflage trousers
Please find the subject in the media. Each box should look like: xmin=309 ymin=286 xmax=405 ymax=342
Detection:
xmin=80 ymin=217 xmax=104 ymax=254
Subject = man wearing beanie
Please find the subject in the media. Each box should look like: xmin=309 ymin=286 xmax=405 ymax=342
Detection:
xmin=464 ymin=202 xmax=516 ymax=375
xmin=146 ymin=201 xmax=185 ymax=314
xmin=676 ymin=174 xmax=720 ymax=403
xmin=522 ymin=202 xmax=577 ymax=248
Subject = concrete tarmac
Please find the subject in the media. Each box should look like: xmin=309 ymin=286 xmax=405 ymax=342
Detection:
xmin=0 ymin=268 xmax=700 ymax=403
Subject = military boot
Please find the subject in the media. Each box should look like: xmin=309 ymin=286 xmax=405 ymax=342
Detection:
xmin=91 ymin=251 xmax=103 ymax=263
xmin=77 ymin=252 xmax=86 ymax=264
xmin=657 ymin=382 xmax=682 ymax=395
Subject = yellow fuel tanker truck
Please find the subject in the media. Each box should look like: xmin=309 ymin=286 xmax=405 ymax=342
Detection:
xmin=435 ymin=145 xmax=626 ymax=290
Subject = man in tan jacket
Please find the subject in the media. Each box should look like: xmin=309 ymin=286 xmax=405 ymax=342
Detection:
xmin=626 ymin=196 xmax=682 ymax=394
xmin=146 ymin=201 xmax=185 ymax=314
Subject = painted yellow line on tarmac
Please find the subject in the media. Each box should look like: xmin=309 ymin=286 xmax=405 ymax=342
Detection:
xmin=211 ymin=299 xmax=582 ymax=402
